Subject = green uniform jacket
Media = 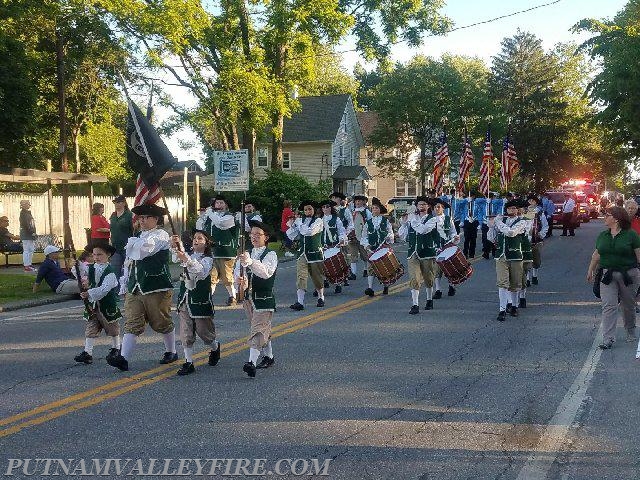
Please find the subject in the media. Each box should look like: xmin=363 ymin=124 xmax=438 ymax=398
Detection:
xmin=434 ymin=216 xmax=453 ymax=249
xmin=495 ymin=217 xmax=524 ymax=261
xmin=296 ymin=217 xmax=324 ymax=262
xmin=204 ymin=213 xmax=239 ymax=258
xmin=365 ymin=217 xmax=390 ymax=251
xmin=249 ymin=249 xmax=277 ymax=311
xmin=322 ymin=215 xmax=340 ymax=247
xmin=85 ymin=264 xmax=122 ymax=322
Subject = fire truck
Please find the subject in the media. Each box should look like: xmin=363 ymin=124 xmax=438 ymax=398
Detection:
xmin=560 ymin=179 xmax=601 ymax=219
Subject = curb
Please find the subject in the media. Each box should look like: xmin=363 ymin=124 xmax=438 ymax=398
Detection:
xmin=0 ymin=254 xmax=297 ymax=313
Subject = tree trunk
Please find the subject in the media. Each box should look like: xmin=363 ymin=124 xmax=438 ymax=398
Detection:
xmin=419 ymin=138 xmax=427 ymax=196
xmin=72 ymin=128 xmax=80 ymax=173
xmin=271 ymin=112 xmax=284 ymax=170
xmin=242 ymin=126 xmax=255 ymax=177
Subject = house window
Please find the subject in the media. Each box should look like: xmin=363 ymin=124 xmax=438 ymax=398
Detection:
xmin=257 ymin=147 xmax=268 ymax=168
xmin=395 ymin=179 xmax=417 ymax=196
xmin=282 ymin=152 xmax=291 ymax=170
xmin=367 ymin=149 xmax=375 ymax=166
xmin=367 ymin=179 xmax=377 ymax=198
xmin=341 ymin=113 xmax=347 ymax=133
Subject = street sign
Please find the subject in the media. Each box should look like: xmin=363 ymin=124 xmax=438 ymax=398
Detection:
xmin=213 ymin=149 xmax=249 ymax=191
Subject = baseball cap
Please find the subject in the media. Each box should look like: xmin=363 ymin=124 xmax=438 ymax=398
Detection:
xmin=44 ymin=245 xmax=61 ymax=256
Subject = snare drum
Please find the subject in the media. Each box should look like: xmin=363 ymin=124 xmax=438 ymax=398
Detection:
xmin=436 ymin=245 xmax=473 ymax=285
xmin=322 ymin=247 xmax=350 ymax=284
xmin=369 ymin=247 xmax=404 ymax=286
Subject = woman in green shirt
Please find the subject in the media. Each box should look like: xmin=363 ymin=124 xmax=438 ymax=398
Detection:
xmin=587 ymin=206 xmax=640 ymax=349
xmin=109 ymin=195 xmax=133 ymax=278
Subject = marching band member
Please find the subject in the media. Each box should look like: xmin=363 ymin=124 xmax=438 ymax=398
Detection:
xmin=235 ymin=199 xmax=262 ymax=247
xmin=360 ymin=197 xmax=394 ymax=297
xmin=398 ymin=196 xmax=438 ymax=313
xmin=349 ymin=195 xmax=372 ymax=280
xmin=431 ymin=198 xmax=461 ymax=299
xmin=527 ymin=195 xmax=548 ymax=285
xmin=517 ymin=200 xmax=534 ymax=309
xmin=171 ymin=230 xmax=220 ymax=376
xmin=235 ymin=220 xmax=278 ymax=378
xmin=481 ymin=193 xmax=501 ymax=259
xmin=453 ymin=192 xmax=467 ymax=235
xmin=286 ymin=200 xmax=325 ymax=310
xmin=320 ymin=200 xmax=347 ymax=294
xmin=330 ymin=192 xmax=354 ymax=286
xmin=108 ymin=203 xmax=176 ymax=372
xmin=461 ymin=191 xmax=480 ymax=259
xmin=73 ymin=243 xmax=122 ymax=365
xmin=487 ymin=199 xmax=528 ymax=321
xmin=204 ymin=194 xmax=239 ymax=306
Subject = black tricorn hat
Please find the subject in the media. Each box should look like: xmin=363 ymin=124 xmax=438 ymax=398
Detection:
xmin=298 ymin=199 xmax=317 ymax=211
xmin=504 ymin=199 xmax=521 ymax=209
xmin=330 ymin=191 xmax=346 ymax=200
xmin=248 ymin=219 xmax=273 ymax=241
xmin=415 ymin=195 xmax=430 ymax=205
xmin=213 ymin=194 xmax=227 ymax=203
xmin=86 ymin=242 xmax=116 ymax=256
xmin=353 ymin=194 xmax=368 ymax=202
xmin=131 ymin=203 xmax=168 ymax=217
xmin=371 ymin=197 xmax=388 ymax=214
xmin=319 ymin=199 xmax=337 ymax=208
xmin=243 ymin=198 xmax=257 ymax=207
xmin=430 ymin=197 xmax=451 ymax=210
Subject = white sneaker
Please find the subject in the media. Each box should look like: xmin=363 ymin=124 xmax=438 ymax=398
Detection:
xmin=284 ymin=252 xmax=294 ymax=257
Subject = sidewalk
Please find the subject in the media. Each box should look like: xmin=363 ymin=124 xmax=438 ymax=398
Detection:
xmin=0 ymin=254 xmax=297 ymax=313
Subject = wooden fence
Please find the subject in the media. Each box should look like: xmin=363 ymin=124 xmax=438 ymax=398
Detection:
xmin=0 ymin=194 xmax=185 ymax=249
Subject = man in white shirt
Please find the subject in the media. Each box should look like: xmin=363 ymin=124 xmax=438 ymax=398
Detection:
xmin=561 ymin=193 xmax=576 ymax=236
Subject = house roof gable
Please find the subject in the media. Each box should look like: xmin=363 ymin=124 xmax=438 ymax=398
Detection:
xmin=283 ymin=94 xmax=351 ymax=143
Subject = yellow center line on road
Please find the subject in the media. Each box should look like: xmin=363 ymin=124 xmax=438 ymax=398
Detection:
xmin=0 ymin=282 xmax=409 ymax=438
xmin=0 ymin=254 xmax=483 ymax=439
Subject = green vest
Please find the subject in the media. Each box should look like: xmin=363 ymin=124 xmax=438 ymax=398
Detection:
xmin=408 ymin=214 xmax=438 ymax=259
xmin=297 ymin=217 xmax=323 ymax=262
xmin=434 ymin=215 xmax=453 ymax=248
xmin=205 ymin=212 xmax=239 ymax=258
xmin=337 ymin=207 xmax=350 ymax=229
xmin=85 ymin=263 xmax=121 ymax=322
xmin=322 ymin=215 xmax=340 ymax=247
xmin=178 ymin=255 xmax=214 ymax=318
xmin=495 ymin=217 xmax=524 ymax=261
xmin=521 ymin=225 xmax=533 ymax=262
xmin=249 ymin=249 xmax=277 ymax=311
xmin=365 ymin=216 xmax=390 ymax=251
xmin=127 ymin=248 xmax=173 ymax=294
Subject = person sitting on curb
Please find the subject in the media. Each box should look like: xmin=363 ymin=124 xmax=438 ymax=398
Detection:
xmin=0 ymin=216 xmax=23 ymax=253
xmin=33 ymin=245 xmax=81 ymax=295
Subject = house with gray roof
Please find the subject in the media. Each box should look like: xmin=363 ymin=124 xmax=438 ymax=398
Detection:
xmin=255 ymin=94 xmax=370 ymax=195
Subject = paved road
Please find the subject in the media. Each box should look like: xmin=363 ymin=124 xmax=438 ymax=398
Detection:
xmin=0 ymin=220 xmax=639 ymax=479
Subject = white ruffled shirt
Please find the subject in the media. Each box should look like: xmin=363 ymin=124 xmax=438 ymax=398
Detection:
xmin=76 ymin=262 xmax=118 ymax=305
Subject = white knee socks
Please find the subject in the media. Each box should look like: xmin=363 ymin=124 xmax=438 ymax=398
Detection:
xmin=111 ymin=336 xmax=120 ymax=349
xmin=183 ymin=346 xmax=194 ymax=363
xmin=425 ymin=287 xmax=433 ymax=300
xmin=317 ymin=288 xmax=325 ymax=300
xmin=249 ymin=347 xmax=260 ymax=365
xmin=226 ymin=284 xmax=237 ymax=298
xmin=532 ymin=268 xmax=538 ymax=277
xmin=411 ymin=289 xmax=419 ymax=305
xmin=435 ymin=278 xmax=442 ymax=291
xmin=121 ymin=333 xmax=137 ymax=360
xmin=297 ymin=289 xmax=305 ymax=304
xmin=84 ymin=338 xmax=95 ymax=355
xmin=163 ymin=329 xmax=176 ymax=354
xmin=498 ymin=288 xmax=508 ymax=311
xmin=367 ymin=275 xmax=374 ymax=289
xmin=262 ymin=341 xmax=273 ymax=358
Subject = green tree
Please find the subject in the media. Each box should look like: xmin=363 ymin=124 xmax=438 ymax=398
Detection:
xmin=370 ymin=54 xmax=492 ymax=194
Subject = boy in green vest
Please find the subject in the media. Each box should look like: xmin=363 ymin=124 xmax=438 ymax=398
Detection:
xmin=74 ymin=243 xmax=122 ymax=364
xmin=487 ymin=199 xmax=528 ymax=321
xmin=349 ymin=195 xmax=372 ymax=280
xmin=320 ymin=199 xmax=348 ymax=294
xmin=361 ymin=197 xmax=394 ymax=296
xmin=431 ymin=198 xmax=461 ymax=299
xmin=398 ymin=196 xmax=439 ymax=313
xmin=235 ymin=220 xmax=278 ymax=378
xmin=171 ymin=230 xmax=220 ymax=376
xmin=286 ymin=200 xmax=325 ymax=310
xmin=108 ymin=203 xmax=176 ymax=372
xmin=204 ymin=194 xmax=238 ymax=306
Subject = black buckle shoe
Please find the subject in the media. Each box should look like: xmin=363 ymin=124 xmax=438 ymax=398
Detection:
xmin=409 ymin=305 xmax=420 ymax=315
xmin=208 ymin=344 xmax=221 ymax=366
xmin=343 ymin=280 xmax=350 ymax=286
xmin=497 ymin=311 xmax=506 ymax=322
xmin=74 ymin=351 xmax=93 ymax=364
xmin=383 ymin=286 xmax=389 ymax=295
xmin=425 ymin=300 xmax=433 ymax=310
xmin=482 ymin=252 xmax=490 ymax=259
xmin=256 ymin=356 xmax=275 ymax=369
xmin=598 ymin=339 xmax=614 ymax=349
xmin=159 ymin=352 xmax=179 ymax=364
xmin=334 ymin=285 xmax=342 ymax=294
xmin=363 ymin=269 xmax=368 ymax=278
xmin=510 ymin=306 xmax=519 ymax=317
xmin=433 ymin=290 xmax=443 ymax=299
xmin=532 ymin=277 xmax=538 ymax=285
xmin=519 ymin=298 xmax=526 ymax=309
xmin=364 ymin=288 xmax=375 ymax=297
xmin=323 ymin=279 xmax=330 ymax=288
xmin=313 ymin=290 xmax=318 ymax=297
xmin=106 ymin=348 xmax=119 ymax=362
xmin=348 ymin=273 xmax=356 ymax=280
xmin=317 ymin=298 xmax=325 ymax=307
xmin=289 ymin=302 xmax=304 ymax=311
xmin=243 ymin=361 xmax=257 ymax=377
xmin=448 ymin=286 xmax=456 ymax=296
xmin=107 ymin=353 xmax=129 ymax=371
xmin=526 ymin=279 xmax=531 ymax=287
xmin=177 ymin=362 xmax=195 ymax=376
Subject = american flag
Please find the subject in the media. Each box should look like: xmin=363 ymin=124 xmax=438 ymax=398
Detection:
xmin=433 ymin=129 xmax=449 ymax=196
xmin=500 ymin=125 xmax=519 ymax=189
xmin=479 ymin=125 xmax=492 ymax=198
xmin=133 ymin=174 xmax=161 ymax=214
xmin=457 ymin=127 xmax=475 ymax=193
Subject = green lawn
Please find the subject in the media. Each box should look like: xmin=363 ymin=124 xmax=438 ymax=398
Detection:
xmin=0 ymin=273 xmax=56 ymax=305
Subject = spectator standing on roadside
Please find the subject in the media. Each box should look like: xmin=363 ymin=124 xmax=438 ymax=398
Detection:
xmin=0 ymin=216 xmax=23 ymax=253
xmin=561 ymin=193 xmax=576 ymax=237
xmin=90 ymin=203 xmax=110 ymax=248
xmin=19 ymin=200 xmax=37 ymax=272
xmin=280 ymin=199 xmax=295 ymax=258
xmin=109 ymin=195 xmax=133 ymax=278
xmin=541 ymin=193 xmax=555 ymax=237
xmin=587 ymin=206 xmax=640 ymax=349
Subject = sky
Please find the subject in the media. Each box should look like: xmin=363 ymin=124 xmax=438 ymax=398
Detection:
xmin=149 ymin=0 xmax=628 ymax=165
